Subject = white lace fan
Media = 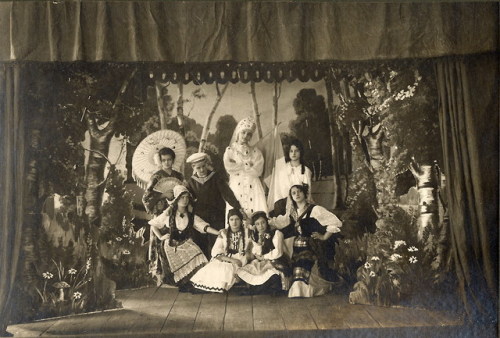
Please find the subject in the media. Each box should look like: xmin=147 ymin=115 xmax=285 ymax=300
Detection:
xmin=132 ymin=130 xmax=186 ymax=189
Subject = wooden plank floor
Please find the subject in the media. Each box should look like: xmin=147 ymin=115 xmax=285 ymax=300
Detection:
xmin=7 ymin=286 xmax=465 ymax=337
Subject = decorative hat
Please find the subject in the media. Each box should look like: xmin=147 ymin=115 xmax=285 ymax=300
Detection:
xmin=173 ymin=185 xmax=190 ymax=200
xmin=227 ymin=208 xmax=244 ymax=220
xmin=236 ymin=116 xmax=257 ymax=134
xmin=186 ymin=152 xmax=208 ymax=164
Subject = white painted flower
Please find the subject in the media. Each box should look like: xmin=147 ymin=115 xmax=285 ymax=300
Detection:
xmin=73 ymin=292 xmax=82 ymax=300
xmin=364 ymin=262 xmax=372 ymax=269
xmin=390 ymin=254 xmax=402 ymax=261
xmin=116 ymin=237 xmax=122 ymax=242
xmin=409 ymin=256 xmax=418 ymax=264
xmin=42 ymin=272 xmax=54 ymax=279
xmin=394 ymin=240 xmax=406 ymax=249
xmin=408 ymin=246 xmax=418 ymax=252
xmin=122 ymin=234 xmax=129 ymax=238
xmin=68 ymin=268 xmax=77 ymax=275
xmin=369 ymin=271 xmax=376 ymax=277
xmin=371 ymin=256 xmax=380 ymax=261
xmin=122 ymin=250 xmax=131 ymax=255
xmin=392 ymin=279 xmax=400 ymax=286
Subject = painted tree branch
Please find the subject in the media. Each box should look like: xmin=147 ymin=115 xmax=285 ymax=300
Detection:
xmin=199 ymin=83 xmax=230 ymax=152
xmin=250 ymin=81 xmax=263 ymax=139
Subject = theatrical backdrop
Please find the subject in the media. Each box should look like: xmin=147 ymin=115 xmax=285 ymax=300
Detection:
xmin=0 ymin=1 xmax=497 ymax=334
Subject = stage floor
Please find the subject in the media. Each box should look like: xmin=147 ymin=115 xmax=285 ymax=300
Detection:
xmin=7 ymin=286 xmax=465 ymax=337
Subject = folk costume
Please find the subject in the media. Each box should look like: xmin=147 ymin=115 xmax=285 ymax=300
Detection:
xmin=223 ymin=117 xmax=267 ymax=218
xmin=148 ymin=186 xmax=210 ymax=285
xmin=186 ymin=152 xmax=242 ymax=258
xmin=190 ymin=226 xmax=249 ymax=293
xmin=236 ymin=228 xmax=291 ymax=293
xmin=279 ymin=203 xmax=342 ymax=298
xmin=142 ymin=170 xmax=184 ymax=283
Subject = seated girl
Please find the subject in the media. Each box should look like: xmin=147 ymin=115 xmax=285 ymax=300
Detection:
xmin=280 ymin=184 xmax=342 ymax=298
xmin=190 ymin=209 xmax=249 ymax=293
xmin=148 ymin=185 xmax=220 ymax=287
xmin=236 ymin=212 xmax=291 ymax=295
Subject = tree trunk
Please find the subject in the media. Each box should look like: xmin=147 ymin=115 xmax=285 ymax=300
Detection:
xmin=325 ymin=77 xmax=343 ymax=209
xmin=176 ymin=83 xmax=185 ymax=136
xmin=154 ymin=79 xmax=169 ymax=129
xmin=199 ymin=83 xmax=229 ymax=152
xmin=272 ymin=81 xmax=281 ymax=127
xmin=250 ymin=81 xmax=263 ymax=139
xmin=409 ymin=159 xmax=440 ymax=240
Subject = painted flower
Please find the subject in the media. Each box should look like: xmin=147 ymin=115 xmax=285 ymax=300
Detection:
xmin=394 ymin=240 xmax=406 ymax=249
xmin=409 ymin=256 xmax=418 ymax=264
xmin=68 ymin=268 xmax=77 ymax=275
xmin=369 ymin=271 xmax=376 ymax=277
xmin=371 ymin=256 xmax=380 ymax=261
xmin=85 ymin=258 xmax=91 ymax=271
xmin=42 ymin=272 xmax=54 ymax=279
xmin=264 ymin=234 xmax=271 ymax=239
xmin=390 ymin=254 xmax=402 ymax=262
xmin=364 ymin=262 xmax=372 ymax=269
xmin=122 ymin=234 xmax=129 ymax=238
xmin=343 ymin=239 xmax=352 ymax=244
xmin=73 ymin=292 xmax=82 ymax=300
xmin=116 ymin=237 xmax=123 ymax=242
xmin=122 ymin=250 xmax=131 ymax=255
xmin=392 ymin=279 xmax=400 ymax=286
xmin=408 ymin=246 xmax=418 ymax=252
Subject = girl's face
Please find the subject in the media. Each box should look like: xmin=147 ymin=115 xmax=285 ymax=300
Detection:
xmin=238 ymin=129 xmax=253 ymax=145
xmin=289 ymin=145 xmax=301 ymax=162
xmin=290 ymin=186 xmax=306 ymax=203
xmin=160 ymin=154 xmax=174 ymax=171
xmin=177 ymin=193 xmax=190 ymax=208
xmin=228 ymin=215 xmax=242 ymax=232
xmin=254 ymin=217 xmax=268 ymax=234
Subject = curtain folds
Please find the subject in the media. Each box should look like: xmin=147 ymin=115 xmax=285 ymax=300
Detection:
xmin=435 ymin=54 xmax=498 ymax=320
xmin=0 ymin=2 xmax=497 ymax=62
xmin=0 ymin=64 xmax=25 ymax=334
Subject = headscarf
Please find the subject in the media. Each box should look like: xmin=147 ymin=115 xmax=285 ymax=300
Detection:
xmin=230 ymin=116 xmax=258 ymax=146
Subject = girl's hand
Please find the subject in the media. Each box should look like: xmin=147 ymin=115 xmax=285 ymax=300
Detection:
xmin=311 ymin=232 xmax=325 ymax=241
xmin=160 ymin=234 xmax=170 ymax=241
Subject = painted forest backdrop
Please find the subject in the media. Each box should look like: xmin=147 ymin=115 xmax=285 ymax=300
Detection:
xmin=13 ymin=60 xmax=451 ymax=322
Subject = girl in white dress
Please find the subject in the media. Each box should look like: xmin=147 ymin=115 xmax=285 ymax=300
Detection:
xmin=190 ymin=209 xmax=250 ymax=293
xmin=270 ymin=139 xmax=313 ymax=218
xmin=223 ymin=117 xmax=267 ymax=220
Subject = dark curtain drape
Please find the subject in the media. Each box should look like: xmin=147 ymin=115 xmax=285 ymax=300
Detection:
xmin=435 ymin=54 xmax=498 ymax=321
xmin=0 ymin=2 xmax=496 ymax=62
xmin=0 ymin=64 xmax=25 ymax=334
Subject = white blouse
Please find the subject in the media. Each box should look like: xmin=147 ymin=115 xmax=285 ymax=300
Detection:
xmin=272 ymin=205 xmax=342 ymax=234
xmin=251 ymin=230 xmax=285 ymax=260
xmin=149 ymin=209 xmax=209 ymax=234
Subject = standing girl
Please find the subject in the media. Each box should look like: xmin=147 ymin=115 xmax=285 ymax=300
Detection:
xmin=190 ymin=209 xmax=249 ymax=293
xmin=223 ymin=117 xmax=267 ymax=219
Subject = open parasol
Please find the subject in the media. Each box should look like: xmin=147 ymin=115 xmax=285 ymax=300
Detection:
xmin=132 ymin=129 xmax=186 ymax=189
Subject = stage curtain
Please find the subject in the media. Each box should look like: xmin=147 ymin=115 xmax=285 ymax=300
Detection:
xmin=0 ymin=2 xmax=496 ymax=62
xmin=435 ymin=54 xmax=498 ymax=321
xmin=0 ymin=64 xmax=25 ymax=334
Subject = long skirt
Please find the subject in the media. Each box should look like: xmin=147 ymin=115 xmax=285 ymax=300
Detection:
xmin=190 ymin=259 xmax=241 ymax=293
xmin=164 ymin=239 xmax=208 ymax=284
xmin=237 ymin=258 xmax=290 ymax=291
xmin=288 ymin=236 xmax=331 ymax=298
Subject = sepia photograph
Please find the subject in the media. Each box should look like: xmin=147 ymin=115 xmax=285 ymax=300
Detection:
xmin=0 ymin=1 xmax=497 ymax=337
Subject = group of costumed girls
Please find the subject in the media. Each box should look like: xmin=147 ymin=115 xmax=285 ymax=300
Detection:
xmin=142 ymin=116 xmax=342 ymax=297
